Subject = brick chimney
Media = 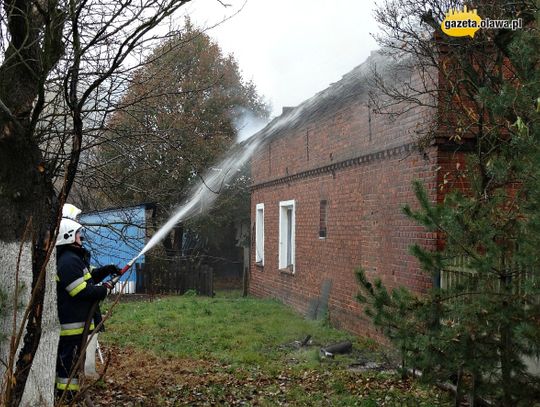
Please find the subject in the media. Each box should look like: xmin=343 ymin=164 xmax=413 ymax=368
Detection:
xmin=282 ymin=106 xmax=294 ymax=115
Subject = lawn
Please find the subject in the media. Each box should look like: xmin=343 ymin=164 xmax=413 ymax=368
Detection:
xmin=94 ymin=291 xmax=451 ymax=406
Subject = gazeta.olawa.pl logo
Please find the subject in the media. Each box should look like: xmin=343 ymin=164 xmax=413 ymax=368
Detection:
xmin=441 ymin=6 xmax=523 ymax=38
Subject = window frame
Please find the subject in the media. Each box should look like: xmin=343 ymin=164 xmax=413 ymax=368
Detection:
xmin=319 ymin=199 xmax=328 ymax=239
xmin=255 ymin=203 xmax=265 ymax=265
xmin=278 ymin=200 xmax=296 ymax=272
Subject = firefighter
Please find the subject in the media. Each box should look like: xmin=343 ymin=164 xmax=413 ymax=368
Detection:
xmin=55 ymin=209 xmax=119 ymax=398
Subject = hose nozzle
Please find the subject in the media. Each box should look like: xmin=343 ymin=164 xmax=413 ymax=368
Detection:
xmin=111 ymin=259 xmax=136 ymax=285
xmin=119 ymin=259 xmax=135 ymax=275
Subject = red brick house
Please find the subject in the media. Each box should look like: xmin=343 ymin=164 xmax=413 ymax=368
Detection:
xmin=249 ymin=51 xmax=465 ymax=336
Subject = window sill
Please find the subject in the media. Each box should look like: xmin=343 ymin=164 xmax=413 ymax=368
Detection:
xmin=255 ymin=262 xmax=264 ymax=269
xmin=279 ymin=265 xmax=295 ymax=275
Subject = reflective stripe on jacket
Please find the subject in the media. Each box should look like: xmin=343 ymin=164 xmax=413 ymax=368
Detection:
xmin=60 ymin=321 xmax=95 ymax=336
xmin=55 ymin=377 xmax=80 ymax=391
xmin=56 ymin=245 xmax=107 ymax=336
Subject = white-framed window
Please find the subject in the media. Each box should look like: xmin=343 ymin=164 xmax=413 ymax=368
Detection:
xmin=279 ymin=200 xmax=295 ymax=271
xmin=255 ymin=203 xmax=264 ymax=265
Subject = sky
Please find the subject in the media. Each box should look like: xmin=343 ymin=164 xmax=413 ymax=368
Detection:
xmin=183 ymin=0 xmax=381 ymax=118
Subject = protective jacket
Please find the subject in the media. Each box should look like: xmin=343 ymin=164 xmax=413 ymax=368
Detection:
xmin=56 ymin=245 xmax=109 ymax=336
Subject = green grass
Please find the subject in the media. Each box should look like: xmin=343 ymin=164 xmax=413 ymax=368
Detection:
xmin=102 ymin=291 xmax=359 ymax=370
xmin=101 ymin=291 xmax=451 ymax=405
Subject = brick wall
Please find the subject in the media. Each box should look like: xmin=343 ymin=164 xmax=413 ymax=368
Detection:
xmin=252 ymin=98 xmax=435 ymax=186
xmin=249 ymin=78 xmax=450 ymax=335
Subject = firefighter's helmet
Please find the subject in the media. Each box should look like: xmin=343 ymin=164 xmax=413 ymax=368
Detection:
xmin=56 ymin=218 xmax=83 ymax=246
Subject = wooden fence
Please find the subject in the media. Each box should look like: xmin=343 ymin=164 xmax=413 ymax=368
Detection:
xmin=135 ymin=260 xmax=213 ymax=296
xmin=440 ymin=255 xmax=535 ymax=295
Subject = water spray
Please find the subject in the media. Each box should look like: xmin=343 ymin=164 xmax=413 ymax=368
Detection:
xmin=106 ymin=104 xmax=313 ymax=289
xmin=106 ymin=134 xmax=267 ymax=291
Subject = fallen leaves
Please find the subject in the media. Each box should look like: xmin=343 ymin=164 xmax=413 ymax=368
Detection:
xmin=86 ymin=345 xmax=450 ymax=406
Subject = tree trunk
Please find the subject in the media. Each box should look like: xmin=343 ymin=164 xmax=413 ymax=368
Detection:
xmin=454 ymin=367 xmax=463 ymax=407
xmin=163 ymin=224 xmax=184 ymax=258
xmin=500 ymin=313 xmax=514 ymax=406
xmin=0 ymin=136 xmax=58 ymax=406
xmin=0 ymin=1 xmax=64 ymax=401
xmin=0 ymin=242 xmax=58 ymax=407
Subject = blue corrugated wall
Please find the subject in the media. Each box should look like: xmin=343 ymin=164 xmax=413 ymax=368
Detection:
xmin=79 ymin=206 xmax=146 ymax=288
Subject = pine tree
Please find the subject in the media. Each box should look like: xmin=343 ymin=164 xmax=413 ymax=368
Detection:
xmin=358 ymin=1 xmax=540 ymax=405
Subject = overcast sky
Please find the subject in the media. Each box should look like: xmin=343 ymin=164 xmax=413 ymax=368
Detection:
xmin=184 ymin=0 xmax=381 ymax=117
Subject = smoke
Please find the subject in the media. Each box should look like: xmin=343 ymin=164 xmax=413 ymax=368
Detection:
xmin=233 ymin=108 xmax=269 ymax=143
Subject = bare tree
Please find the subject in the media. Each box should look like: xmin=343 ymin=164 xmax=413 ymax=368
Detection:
xmin=0 ymin=0 xmax=214 ymax=405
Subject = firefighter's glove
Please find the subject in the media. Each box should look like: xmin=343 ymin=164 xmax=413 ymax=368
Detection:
xmin=102 ymin=281 xmax=114 ymax=295
xmin=101 ymin=264 xmax=121 ymax=277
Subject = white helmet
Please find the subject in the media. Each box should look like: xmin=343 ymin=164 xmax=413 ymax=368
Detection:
xmin=56 ymin=218 xmax=83 ymax=246
xmin=62 ymin=203 xmax=82 ymax=220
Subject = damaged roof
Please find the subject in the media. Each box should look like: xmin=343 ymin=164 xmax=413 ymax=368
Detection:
xmin=250 ymin=49 xmax=393 ymax=145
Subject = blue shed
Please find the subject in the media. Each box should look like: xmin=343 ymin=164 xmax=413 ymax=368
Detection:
xmin=79 ymin=204 xmax=151 ymax=293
